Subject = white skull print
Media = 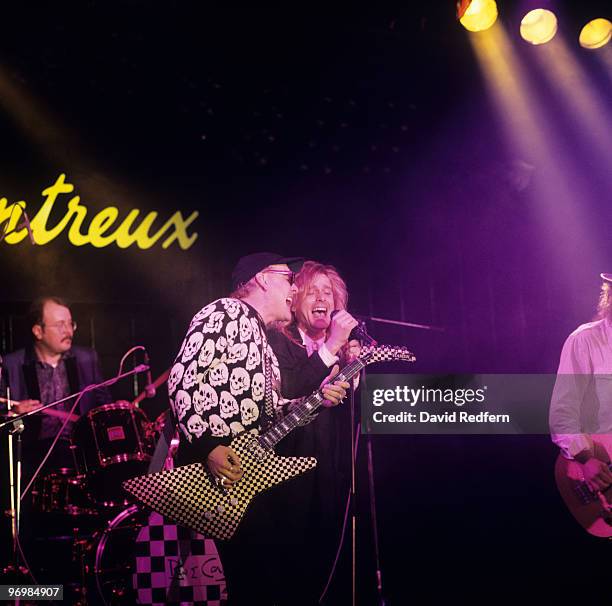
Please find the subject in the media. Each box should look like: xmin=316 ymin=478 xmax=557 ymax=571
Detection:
xmin=219 ymin=391 xmax=239 ymax=419
xmin=209 ymin=414 xmax=230 ymax=437
xmin=186 ymin=413 xmax=208 ymax=439
xmin=250 ymin=317 xmax=261 ymax=345
xmin=202 ymin=311 xmax=225 ymax=334
xmin=229 ymin=367 xmax=250 ymax=396
xmin=182 ymin=360 xmax=199 ymax=390
xmin=208 ymin=362 xmax=229 ymax=387
xmin=198 ymin=338 xmax=216 ymax=368
xmin=191 ymin=303 xmax=216 ymax=324
xmin=239 ymin=315 xmax=253 ymax=342
xmin=192 ymin=383 xmax=218 ymax=414
xmin=229 ymin=421 xmax=245 ymax=436
xmin=225 ymin=320 xmax=238 ymax=346
xmin=240 ymin=398 xmax=260 ymax=426
xmin=186 ymin=319 xmax=202 ymax=335
xmin=167 ymin=362 xmax=185 ymax=395
xmin=173 ymin=389 xmax=192 ymax=421
xmin=246 ymin=341 xmax=261 ymax=371
xmin=227 ymin=343 xmax=248 ymax=364
xmin=181 ymin=332 xmax=204 ymax=363
xmin=251 ymin=372 xmax=265 ymax=402
xmin=221 ymin=298 xmax=242 ymax=319
xmin=216 ymin=336 xmax=228 ymax=353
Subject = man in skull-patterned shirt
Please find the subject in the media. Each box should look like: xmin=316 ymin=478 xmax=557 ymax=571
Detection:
xmin=167 ymin=252 xmax=349 ymax=606
xmin=169 ymin=297 xmax=284 ymax=460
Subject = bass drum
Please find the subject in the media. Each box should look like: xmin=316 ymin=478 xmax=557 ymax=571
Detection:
xmin=86 ymin=507 xmax=228 ymax=606
xmin=71 ymin=401 xmax=154 ymax=506
xmin=86 ymin=505 xmax=146 ymax=606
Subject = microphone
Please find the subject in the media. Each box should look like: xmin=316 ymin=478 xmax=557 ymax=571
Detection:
xmin=144 ymin=351 xmax=156 ymax=398
xmin=330 ymin=310 xmax=377 ymax=346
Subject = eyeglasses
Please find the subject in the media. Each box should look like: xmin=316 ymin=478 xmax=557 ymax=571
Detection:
xmin=263 ymin=269 xmax=296 ymax=285
xmin=41 ymin=320 xmax=77 ymax=332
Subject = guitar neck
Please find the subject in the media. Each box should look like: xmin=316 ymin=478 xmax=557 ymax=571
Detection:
xmin=259 ymin=357 xmax=366 ymax=450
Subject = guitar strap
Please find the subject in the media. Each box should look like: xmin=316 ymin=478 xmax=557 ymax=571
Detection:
xmin=260 ymin=326 xmax=275 ymax=432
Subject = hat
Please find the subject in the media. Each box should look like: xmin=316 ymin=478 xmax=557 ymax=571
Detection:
xmin=601 ymin=273 xmax=612 ymax=283
xmin=231 ymin=252 xmax=304 ymax=291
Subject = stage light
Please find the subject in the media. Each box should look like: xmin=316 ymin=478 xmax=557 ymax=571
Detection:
xmin=519 ymin=9 xmax=558 ymax=45
xmin=579 ymin=18 xmax=611 ymax=50
xmin=459 ymin=0 xmax=499 ymax=33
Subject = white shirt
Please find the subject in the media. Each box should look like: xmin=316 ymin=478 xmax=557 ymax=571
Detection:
xmin=550 ymin=318 xmax=612 ymax=458
xmin=297 ymin=328 xmax=339 ymax=367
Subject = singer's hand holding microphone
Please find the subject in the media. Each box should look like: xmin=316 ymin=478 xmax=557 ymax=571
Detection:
xmin=326 ymin=310 xmax=359 ymax=355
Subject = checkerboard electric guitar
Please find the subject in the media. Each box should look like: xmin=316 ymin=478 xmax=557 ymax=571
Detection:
xmin=123 ymin=344 xmax=415 ymax=540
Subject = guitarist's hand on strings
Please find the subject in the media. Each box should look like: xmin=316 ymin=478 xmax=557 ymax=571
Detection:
xmin=581 ymin=456 xmax=612 ymax=492
xmin=320 ymin=365 xmax=350 ymax=408
xmin=207 ymin=445 xmax=243 ymax=487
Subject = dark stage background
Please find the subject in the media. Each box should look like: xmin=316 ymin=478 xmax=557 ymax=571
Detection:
xmin=1 ymin=2 xmax=611 ymax=603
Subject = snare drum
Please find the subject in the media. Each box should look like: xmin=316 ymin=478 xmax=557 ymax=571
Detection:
xmin=71 ymin=401 xmax=154 ymax=506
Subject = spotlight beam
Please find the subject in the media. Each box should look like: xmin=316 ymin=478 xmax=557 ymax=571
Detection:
xmin=468 ymin=25 xmax=604 ymax=276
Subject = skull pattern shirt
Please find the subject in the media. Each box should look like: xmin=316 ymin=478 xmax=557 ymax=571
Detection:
xmin=168 ymin=297 xmax=299 ymax=463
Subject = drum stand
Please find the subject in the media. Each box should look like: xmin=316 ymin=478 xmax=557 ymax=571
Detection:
xmin=2 ymin=389 xmax=32 ymax=590
xmin=72 ymin=528 xmax=90 ymax=606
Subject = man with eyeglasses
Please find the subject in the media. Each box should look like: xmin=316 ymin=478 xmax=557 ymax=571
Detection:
xmin=168 ymin=252 xmax=350 ymax=605
xmin=1 ymin=295 xmax=110 ymax=469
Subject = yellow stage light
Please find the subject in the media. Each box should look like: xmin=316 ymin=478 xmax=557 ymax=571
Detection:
xmin=520 ymin=9 xmax=558 ymax=45
xmin=459 ymin=0 xmax=498 ymax=33
xmin=579 ymin=18 xmax=612 ymax=50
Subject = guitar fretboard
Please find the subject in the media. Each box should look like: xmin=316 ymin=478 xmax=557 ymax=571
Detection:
xmin=258 ymin=357 xmax=367 ymax=450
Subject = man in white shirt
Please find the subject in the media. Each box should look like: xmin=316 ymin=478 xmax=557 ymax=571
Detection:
xmin=550 ymin=273 xmax=612 ymax=492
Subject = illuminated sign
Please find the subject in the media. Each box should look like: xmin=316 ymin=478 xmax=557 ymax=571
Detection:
xmin=0 ymin=174 xmax=199 ymax=250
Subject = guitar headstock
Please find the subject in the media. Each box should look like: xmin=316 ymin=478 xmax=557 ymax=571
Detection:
xmin=359 ymin=344 xmax=416 ymax=365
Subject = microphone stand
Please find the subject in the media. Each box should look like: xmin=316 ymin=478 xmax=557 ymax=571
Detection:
xmin=363 ymin=369 xmax=385 ymax=606
xmin=2 ymin=351 xmax=31 ymax=588
xmin=355 ymin=314 xmax=445 ymax=333
xmin=347 ymin=325 xmax=388 ymax=606
xmin=6 ymin=389 xmax=26 ymax=572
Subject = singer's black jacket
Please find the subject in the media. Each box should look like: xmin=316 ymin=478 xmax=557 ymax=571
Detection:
xmin=267 ymin=325 xmax=351 ymax=514
xmin=266 ymin=326 xmax=352 ymax=602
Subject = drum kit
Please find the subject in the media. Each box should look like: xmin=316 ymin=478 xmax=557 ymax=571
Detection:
xmin=26 ymin=400 xmax=174 ymax=605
